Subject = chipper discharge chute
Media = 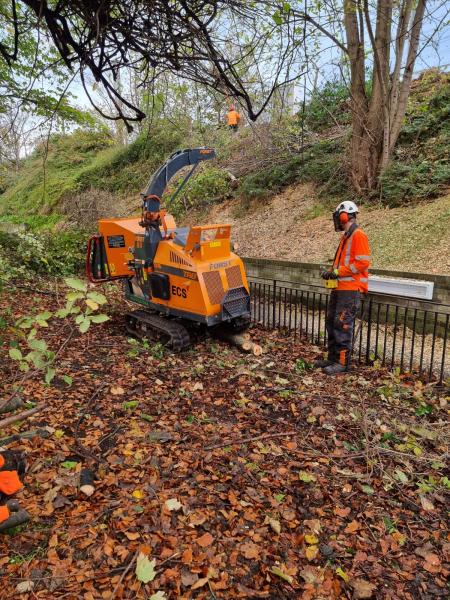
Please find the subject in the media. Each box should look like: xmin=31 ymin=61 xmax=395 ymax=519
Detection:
xmin=86 ymin=147 xmax=251 ymax=350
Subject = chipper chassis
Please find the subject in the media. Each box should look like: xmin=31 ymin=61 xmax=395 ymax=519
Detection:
xmin=87 ymin=147 xmax=252 ymax=352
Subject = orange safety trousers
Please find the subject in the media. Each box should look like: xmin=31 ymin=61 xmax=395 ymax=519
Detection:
xmin=333 ymin=227 xmax=371 ymax=292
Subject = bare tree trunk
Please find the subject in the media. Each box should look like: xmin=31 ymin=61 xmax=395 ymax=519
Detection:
xmin=387 ymin=0 xmax=427 ymax=158
xmin=344 ymin=0 xmax=369 ymax=192
xmin=345 ymin=0 xmax=428 ymax=190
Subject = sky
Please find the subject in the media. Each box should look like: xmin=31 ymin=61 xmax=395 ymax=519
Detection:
xmin=49 ymin=3 xmax=450 ymax=119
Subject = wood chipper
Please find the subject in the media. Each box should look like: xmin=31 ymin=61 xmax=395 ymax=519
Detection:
xmin=86 ymin=148 xmax=251 ymax=350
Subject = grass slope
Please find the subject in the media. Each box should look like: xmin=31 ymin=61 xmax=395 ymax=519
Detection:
xmin=0 ymin=130 xmax=114 ymax=226
xmin=186 ymin=185 xmax=450 ymax=274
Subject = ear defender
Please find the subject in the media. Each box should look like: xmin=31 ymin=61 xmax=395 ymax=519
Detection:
xmin=339 ymin=212 xmax=349 ymax=224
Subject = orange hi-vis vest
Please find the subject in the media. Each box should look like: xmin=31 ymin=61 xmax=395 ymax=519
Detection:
xmin=333 ymin=225 xmax=371 ymax=292
xmin=226 ymin=110 xmax=240 ymax=126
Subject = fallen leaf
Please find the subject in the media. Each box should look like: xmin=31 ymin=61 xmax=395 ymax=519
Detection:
xmin=305 ymin=545 xmax=319 ymax=561
xmin=240 ymin=542 xmax=260 ymax=559
xmin=352 ymin=578 xmax=377 ymax=598
xmin=304 ymin=534 xmax=319 ymax=545
xmin=124 ymin=531 xmax=140 ymax=541
xmin=423 ymin=552 xmax=441 ymax=573
xmin=111 ymin=386 xmax=125 ymax=395
xmin=135 ymin=553 xmax=156 ymax=583
xmin=423 ymin=552 xmax=440 ymax=566
xmin=196 ymin=532 xmax=214 ymax=547
xmin=16 ymin=581 xmax=35 ymax=593
xmin=132 ymin=489 xmax=144 ymax=500
xmin=270 ymin=565 xmax=293 ymax=584
xmin=182 ymin=548 xmax=193 ymax=564
xmin=266 ymin=517 xmax=281 ymax=534
xmin=149 ymin=592 xmax=167 ymax=600
xmin=191 ymin=577 xmax=209 ymax=590
xmin=344 ymin=520 xmax=360 ymax=533
xmin=420 ymin=495 xmax=434 ymax=511
xmin=334 ymin=506 xmax=351 ymax=518
xmin=299 ymin=471 xmax=316 ymax=483
xmin=299 ymin=567 xmax=318 ymax=584
xmin=181 ymin=570 xmax=199 ymax=587
xmin=165 ymin=498 xmax=182 ymax=511
xmin=336 ymin=567 xmax=349 ymax=582
xmin=193 ymin=382 xmax=204 ymax=391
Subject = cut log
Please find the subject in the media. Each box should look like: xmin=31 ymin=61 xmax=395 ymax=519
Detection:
xmin=213 ymin=329 xmax=262 ymax=356
xmin=79 ymin=468 xmax=95 ymax=497
xmin=0 ymin=397 xmax=24 ymax=415
xmin=0 ymin=404 xmax=46 ymax=429
xmin=0 ymin=428 xmax=49 ymax=447
xmin=0 ymin=508 xmax=30 ymax=532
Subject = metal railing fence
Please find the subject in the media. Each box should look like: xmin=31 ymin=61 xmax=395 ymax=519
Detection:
xmin=249 ymin=277 xmax=449 ymax=386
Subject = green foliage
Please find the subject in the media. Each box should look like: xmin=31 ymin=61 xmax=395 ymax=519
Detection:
xmin=165 ymin=165 xmax=232 ymax=218
xmin=302 ymin=81 xmax=350 ymax=132
xmin=77 ymin=119 xmax=190 ymax=195
xmin=8 ymin=278 xmax=109 ymax=383
xmin=294 ymin=357 xmax=312 ymax=373
xmin=0 ymin=2 xmax=94 ymax=125
xmin=0 ymin=129 xmax=113 ymax=214
xmin=240 ymin=139 xmax=347 ymax=202
xmin=379 ymin=72 xmax=450 ymax=206
xmin=379 ymin=161 xmax=450 ymax=205
xmin=0 ymin=229 xmax=86 ymax=280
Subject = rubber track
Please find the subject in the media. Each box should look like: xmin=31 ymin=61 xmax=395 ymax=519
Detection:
xmin=125 ymin=310 xmax=190 ymax=352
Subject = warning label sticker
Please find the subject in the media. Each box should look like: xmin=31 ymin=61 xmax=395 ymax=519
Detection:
xmin=107 ymin=235 xmax=126 ymax=248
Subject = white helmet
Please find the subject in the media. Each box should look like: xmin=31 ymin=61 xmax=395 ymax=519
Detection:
xmin=336 ymin=200 xmax=358 ymax=216
xmin=333 ymin=200 xmax=359 ymax=231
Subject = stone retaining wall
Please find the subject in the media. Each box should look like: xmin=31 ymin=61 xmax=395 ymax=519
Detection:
xmin=243 ymin=257 xmax=450 ymax=310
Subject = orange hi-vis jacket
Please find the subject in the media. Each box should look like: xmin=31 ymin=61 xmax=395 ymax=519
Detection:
xmin=226 ymin=110 xmax=241 ymax=126
xmin=333 ymin=225 xmax=371 ymax=292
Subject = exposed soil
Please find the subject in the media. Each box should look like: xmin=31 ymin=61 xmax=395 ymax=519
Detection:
xmin=184 ymin=187 xmax=450 ymax=275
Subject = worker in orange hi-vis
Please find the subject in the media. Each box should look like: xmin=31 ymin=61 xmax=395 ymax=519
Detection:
xmin=0 ymin=450 xmax=29 ymax=532
xmin=226 ymin=105 xmax=241 ymax=131
xmin=315 ymin=201 xmax=372 ymax=375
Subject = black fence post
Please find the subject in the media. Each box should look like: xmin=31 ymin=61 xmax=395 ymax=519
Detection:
xmin=365 ymin=297 xmax=373 ymax=365
xmin=272 ymin=280 xmax=277 ymax=329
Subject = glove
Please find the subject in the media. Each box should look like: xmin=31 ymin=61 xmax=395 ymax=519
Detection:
xmin=328 ymin=269 xmax=339 ymax=280
xmin=321 ymin=268 xmax=339 ymax=280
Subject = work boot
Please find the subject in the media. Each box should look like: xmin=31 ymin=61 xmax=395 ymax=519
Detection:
xmin=0 ymin=500 xmax=30 ymax=533
xmin=323 ymin=363 xmax=348 ymax=375
xmin=313 ymin=358 xmax=334 ymax=369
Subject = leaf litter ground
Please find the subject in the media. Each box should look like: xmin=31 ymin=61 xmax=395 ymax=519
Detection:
xmin=0 ymin=287 xmax=449 ymax=599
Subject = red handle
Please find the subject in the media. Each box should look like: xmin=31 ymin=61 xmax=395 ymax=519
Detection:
xmin=86 ymin=234 xmax=110 ymax=283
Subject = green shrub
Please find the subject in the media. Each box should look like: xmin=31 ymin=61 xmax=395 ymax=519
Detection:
xmin=239 ymin=139 xmax=348 ymax=201
xmin=164 ymin=166 xmax=232 ymax=218
xmin=0 ymin=229 xmax=86 ymax=280
xmin=379 ymin=160 xmax=450 ymax=206
xmin=302 ymin=81 xmax=350 ymax=132
xmin=0 ymin=129 xmax=113 ymax=215
xmin=77 ymin=119 xmax=191 ymax=195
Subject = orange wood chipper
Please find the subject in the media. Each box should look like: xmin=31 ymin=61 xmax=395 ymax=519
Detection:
xmin=86 ymin=148 xmax=251 ymax=350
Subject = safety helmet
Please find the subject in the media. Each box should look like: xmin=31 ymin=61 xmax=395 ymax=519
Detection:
xmin=336 ymin=200 xmax=358 ymax=216
xmin=333 ymin=200 xmax=359 ymax=231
